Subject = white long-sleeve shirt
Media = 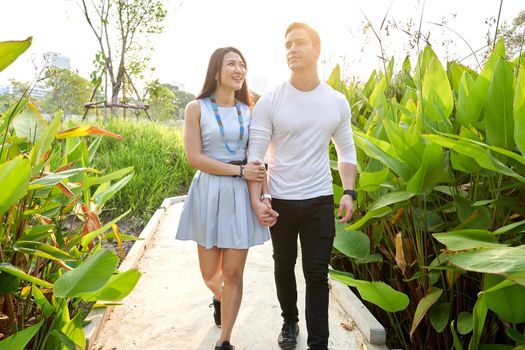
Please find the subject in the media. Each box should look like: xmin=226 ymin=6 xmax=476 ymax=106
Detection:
xmin=248 ymin=81 xmax=357 ymax=200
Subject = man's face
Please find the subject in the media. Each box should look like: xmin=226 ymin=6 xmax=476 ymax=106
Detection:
xmin=284 ymin=28 xmax=320 ymax=71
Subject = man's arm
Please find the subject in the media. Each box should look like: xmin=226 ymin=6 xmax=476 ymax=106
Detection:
xmin=333 ymin=98 xmax=358 ymax=223
xmin=248 ymin=96 xmax=278 ymax=225
xmin=337 ymin=162 xmax=357 ymax=223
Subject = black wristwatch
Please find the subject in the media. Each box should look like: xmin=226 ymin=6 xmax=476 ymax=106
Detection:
xmin=343 ymin=189 xmax=357 ymax=200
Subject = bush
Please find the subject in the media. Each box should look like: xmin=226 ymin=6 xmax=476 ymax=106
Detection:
xmin=93 ymin=118 xmax=194 ymax=230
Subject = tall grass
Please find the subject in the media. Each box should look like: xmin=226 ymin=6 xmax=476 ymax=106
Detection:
xmin=94 ymin=118 xmax=194 ymax=230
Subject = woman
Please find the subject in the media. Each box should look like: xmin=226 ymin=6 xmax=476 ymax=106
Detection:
xmin=176 ymin=47 xmax=271 ymax=350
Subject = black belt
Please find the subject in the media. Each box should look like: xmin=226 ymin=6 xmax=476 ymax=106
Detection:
xmin=228 ymin=160 xmax=247 ymax=165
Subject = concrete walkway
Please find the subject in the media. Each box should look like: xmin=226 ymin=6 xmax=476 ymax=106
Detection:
xmin=91 ymin=202 xmax=381 ymax=350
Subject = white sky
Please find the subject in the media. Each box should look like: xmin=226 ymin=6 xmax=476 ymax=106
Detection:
xmin=0 ymin=0 xmax=522 ymax=95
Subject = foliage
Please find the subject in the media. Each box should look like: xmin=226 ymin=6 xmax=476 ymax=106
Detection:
xmin=498 ymin=10 xmax=525 ymax=59
xmin=93 ymin=118 xmax=194 ymax=229
xmin=79 ymin=0 xmax=167 ymax=106
xmin=329 ymin=39 xmax=525 ymax=349
xmin=0 ymin=38 xmax=140 ymax=349
xmin=145 ymin=80 xmax=195 ymax=121
xmin=40 ymin=68 xmax=93 ymax=116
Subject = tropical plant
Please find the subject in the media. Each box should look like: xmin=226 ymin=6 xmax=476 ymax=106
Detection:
xmin=0 ymin=38 xmax=140 ymax=349
xmin=329 ymin=39 xmax=525 ymax=349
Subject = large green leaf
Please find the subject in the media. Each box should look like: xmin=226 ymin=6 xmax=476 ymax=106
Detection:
xmin=333 ymin=227 xmax=370 ymax=260
xmin=30 ymin=110 xmax=62 ymax=165
xmin=346 ymin=206 xmax=391 ymax=231
xmin=484 ymin=58 xmax=515 ymax=149
xmin=82 ymin=269 xmax=141 ymax=301
xmin=484 ymin=274 xmax=525 ymax=324
xmin=448 ymin=246 xmax=525 ymax=286
xmin=382 ymin=118 xmax=424 ymax=171
xmin=0 ymin=320 xmax=42 ymax=350
xmin=433 ymin=230 xmax=502 ymax=251
xmin=515 ymin=66 xmax=525 ymax=155
xmin=369 ymin=74 xmax=387 ymax=108
xmin=480 ymin=39 xmax=506 ymax=81
xmin=53 ymin=249 xmax=119 ymax=298
xmin=468 ymin=294 xmax=488 ymax=350
xmin=424 ymin=134 xmax=525 ymax=182
xmin=87 ymin=166 xmax=134 ymax=187
xmin=410 ymin=287 xmax=443 ymax=336
xmin=61 ymin=313 xmax=86 ymax=350
xmin=369 ymin=191 xmax=415 ymax=211
xmin=354 ymin=131 xmax=412 ymax=180
xmin=20 ymin=225 xmax=54 ymax=241
xmin=429 ymin=302 xmax=450 ymax=333
xmin=0 ymin=37 xmax=32 ymax=72
xmin=422 ymin=46 xmax=454 ymax=122
xmin=0 ymin=271 xmax=19 ymax=294
xmin=12 ymin=102 xmax=46 ymax=142
xmin=358 ymin=167 xmax=390 ymax=192
xmin=13 ymin=241 xmax=73 ymax=261
xmin=406 ymin=143 xmax=448 ymax=193
xmin=329 ymin=269 xmax=409 ymax=312
xmin=457 ymin=311 xmax=473 ymax=335
xmin=0 ymin=99 xmax=27 ymax=135
xmin=32 ymin=284 xmax=55 ymax=318
xmin=0 ymin=156 xmax=31 ymax=214
xmin=92 ymin=173 xmax=133 ymax=206
xmin=48 ymin=330 xmax=82 ymax=350
xmin=456 ymin=71 xmax=488 ymax=127
xmin=28 ymin=167 xmax=97 ymax=190
xmin=0 ymin=263 xmax=52 ymax=288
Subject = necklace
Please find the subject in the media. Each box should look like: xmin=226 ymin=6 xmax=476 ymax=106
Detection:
xmin=210 ymin=95 xmax=244 ymax=155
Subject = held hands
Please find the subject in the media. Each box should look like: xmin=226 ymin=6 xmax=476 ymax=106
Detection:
xmin=243 ymin=160 xmax=266 ymax=181
xmin=337 ymin=194 xmax=354 ymax=224
xmin=252 ymin=199 xmax=278 ymax=227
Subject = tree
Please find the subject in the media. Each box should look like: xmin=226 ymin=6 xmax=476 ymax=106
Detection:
xmin=79 ymin=0 xmax=167 ymax=110
xmin=145 ymin=79 xmax=176 ymax=121
xmin=41 ymin=68 xmax=93 ymax=115
xmin=145 ymin=80 xmax=195 ymax=120
xmin=498 ymin=10 xmax=525 ymax=59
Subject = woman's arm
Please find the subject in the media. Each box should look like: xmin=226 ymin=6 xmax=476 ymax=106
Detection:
xmin=184 ymin=100 xmax=265 ymax=180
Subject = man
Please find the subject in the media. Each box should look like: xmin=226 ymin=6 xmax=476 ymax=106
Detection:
xmin=247 ymin=22 xmax=358 ymax=350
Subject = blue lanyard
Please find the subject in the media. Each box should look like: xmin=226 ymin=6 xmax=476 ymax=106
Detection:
xmin=210 ymin=95 xmax=244 ymax=155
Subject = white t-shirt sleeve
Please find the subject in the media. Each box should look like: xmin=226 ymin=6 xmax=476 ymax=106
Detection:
xmin=248 ymin=95 xmax=272 ymax=163
xmin=332 ymin=98 xmax=357 ymax=165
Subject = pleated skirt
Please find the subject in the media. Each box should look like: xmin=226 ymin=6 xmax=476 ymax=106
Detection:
xmin=176 ymin=171 xmax=270 ymax=249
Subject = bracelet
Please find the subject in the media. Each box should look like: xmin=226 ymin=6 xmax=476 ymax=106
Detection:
xmin=239 ymin=164 xmax=244 ymax=178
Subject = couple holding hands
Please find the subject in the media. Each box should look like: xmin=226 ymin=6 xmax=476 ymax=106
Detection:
xmin=176 ymin=22 xmax=358 ymax=350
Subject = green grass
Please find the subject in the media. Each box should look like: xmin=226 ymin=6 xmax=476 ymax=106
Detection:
xmin=93 ymin=118 xmax=194 ymax=231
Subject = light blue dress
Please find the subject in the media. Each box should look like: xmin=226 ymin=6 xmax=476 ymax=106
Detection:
xmin=176 ymin=98 xmax=270 ymax=249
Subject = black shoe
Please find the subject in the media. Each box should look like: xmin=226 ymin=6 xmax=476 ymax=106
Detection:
xmin=214 ymin=340 xmax=235 ymax=350
xmin=278 ymin=320 xmax=299 ymax=349
xmin=209 ymin=297 xmax=221 ymax=327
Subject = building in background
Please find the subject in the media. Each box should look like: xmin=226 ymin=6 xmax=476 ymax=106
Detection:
xmin=0 ymin=53 xmax=72 ymax=98
xmin=45 ymin=52 xmax=71 ymax=70
xmin=0 ymin=84 xmax=14 ymax=95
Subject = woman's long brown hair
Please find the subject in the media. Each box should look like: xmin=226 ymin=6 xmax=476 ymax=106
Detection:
xmin=196 ymin=47 xmax=253 ymax=106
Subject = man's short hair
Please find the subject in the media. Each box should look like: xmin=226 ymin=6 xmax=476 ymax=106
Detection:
xmin=285 ymin=22 xmax=321 ymax=48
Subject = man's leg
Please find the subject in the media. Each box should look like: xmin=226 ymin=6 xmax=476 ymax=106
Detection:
xmin=299 ymin=195 xmax=335 ymax=350
xmin=270 ymin=198 xmax=301 ymax=324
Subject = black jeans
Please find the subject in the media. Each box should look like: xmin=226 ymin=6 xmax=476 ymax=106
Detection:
xmin=270 ymin=195 xmax=335 ymax=350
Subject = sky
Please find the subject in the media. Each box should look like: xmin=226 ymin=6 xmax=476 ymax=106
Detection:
xmin=0 ymin=0 xmax=523 ymax=95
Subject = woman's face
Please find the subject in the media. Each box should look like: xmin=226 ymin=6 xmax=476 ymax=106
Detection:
xmin=218 ymin=51 xmax=246 ymax=91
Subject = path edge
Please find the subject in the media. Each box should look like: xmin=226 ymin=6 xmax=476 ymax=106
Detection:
xmin=84 ymin=196 xmax=186 ymax=349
